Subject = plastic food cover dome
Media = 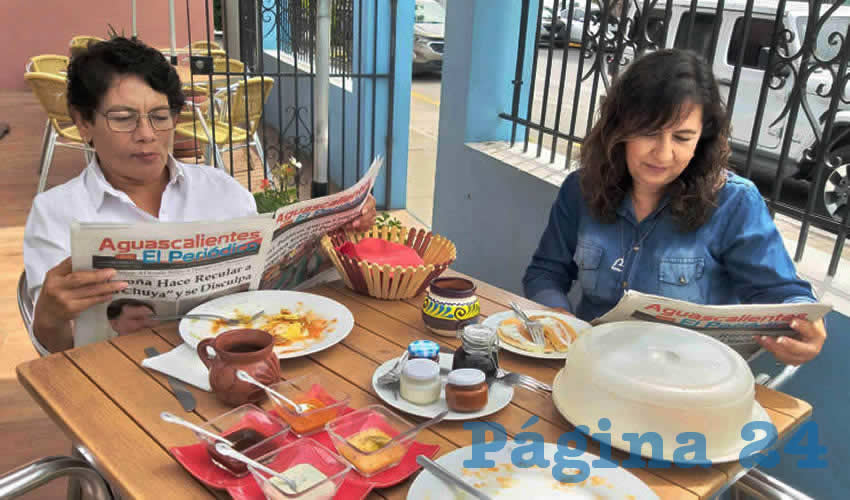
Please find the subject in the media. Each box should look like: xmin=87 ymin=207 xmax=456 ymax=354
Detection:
xmin=553 ymin=321 xmax=769 ymax=462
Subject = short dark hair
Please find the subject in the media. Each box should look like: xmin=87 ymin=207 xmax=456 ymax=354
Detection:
xmin=67 ymin=37 xmax=185 ymax=123
xmin=107 ymin=298 xmax=156 ymax=320
xmin=579 ymin=49 xmax=731 ymax=231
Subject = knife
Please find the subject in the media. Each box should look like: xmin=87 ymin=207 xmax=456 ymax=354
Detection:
xmin=144 ymin=347 xmax=197 ymax=412
xmin=416 ymin=455 xmax=493 ymax=500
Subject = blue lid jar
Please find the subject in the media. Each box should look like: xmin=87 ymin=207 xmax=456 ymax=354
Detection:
xmin=407 ymin=340 xmax=440 ymax=362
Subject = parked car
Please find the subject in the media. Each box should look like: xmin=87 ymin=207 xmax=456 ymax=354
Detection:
xmin=413 ymin=0 xmax=445 ymax=75
xmin=539 ymin=3 xmax=618 ymax=49
xmin=610 ymin=0 xmax=850 ymax=223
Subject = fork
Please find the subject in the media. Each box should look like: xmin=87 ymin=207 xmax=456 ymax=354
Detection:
xmin=152 ymin=310 xmax=264 ymax=325
xmin=492 ymin=369 xmax=552 ymax=395
xmin=509 ymin=302 xmax=546 ymax=347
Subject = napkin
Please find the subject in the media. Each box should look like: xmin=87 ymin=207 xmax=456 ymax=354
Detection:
xmin=336 ymin=238 xmax=425 ymax=267
xmin=141 ymin=343 xmax=212 ymax=391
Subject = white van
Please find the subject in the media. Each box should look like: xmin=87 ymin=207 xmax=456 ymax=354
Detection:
xmin=613 ymin=0 xmax=850 ymax=222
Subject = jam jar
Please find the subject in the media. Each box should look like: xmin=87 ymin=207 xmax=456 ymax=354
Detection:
xmin=407 ymin=340 xmax=441 ymax=363
xmin=451 ymin=324 xmax=499 ymax=378
xmin=445 ymin=368 xmax=488 ymax=412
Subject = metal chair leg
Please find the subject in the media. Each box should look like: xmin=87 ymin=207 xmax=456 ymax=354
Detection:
xmin=37 ymin=129 xmax=57 ymax=193
xmin=0 ymin=456 xmax=112 ymax=500
xmin=37 ymin=119 xmax=51 ymax=175
xmin=730 ymin=468 xmax=813 ymax=500
xmin=253 ymin=132 xmax=266 ymax=176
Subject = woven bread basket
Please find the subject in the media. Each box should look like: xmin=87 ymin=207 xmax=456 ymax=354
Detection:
xmin=320 ymin=225 xmax=456 ymax=300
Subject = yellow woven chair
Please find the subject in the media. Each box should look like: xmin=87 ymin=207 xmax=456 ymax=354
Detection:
xmin=213 ymin=57 xmax=246 ymax=74
xmin=174 ymin=76 xmax=274 ymax=173
xmin=188 ymin=40 xmax=223 ymax=51
xmin=69 ymin=35 xmax=104 ymax=58
xmin=24 ymin=72 xmax=95 ymax=193
xmin=26 ymin=54 xmax=69 ymax=75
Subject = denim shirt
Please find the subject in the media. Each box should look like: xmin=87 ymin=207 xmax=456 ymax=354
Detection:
xmin=523 ymin=171 xmax=815 ymax=322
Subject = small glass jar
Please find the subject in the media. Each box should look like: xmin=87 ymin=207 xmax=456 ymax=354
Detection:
xmin=400 ymin=358 xmax=441 ymax=405
xmin=445 ymin=368 xmax=488 ymax=412
xmin=407 ymin=339 xmax=440 ymax=363
xmin=452 ymin=324 xmax=499 ymax=378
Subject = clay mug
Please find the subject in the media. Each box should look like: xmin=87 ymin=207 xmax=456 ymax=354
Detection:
xmin=422 ymin=277 xmax=481 ymax=337
xmin=197 ymin=329 xmax=280 ymax=405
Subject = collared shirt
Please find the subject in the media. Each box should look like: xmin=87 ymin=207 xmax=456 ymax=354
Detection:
xmin=23 ymin=156 xmax=258 ymax=342
xmin=523 ymin=171 xmax=815 ymax=322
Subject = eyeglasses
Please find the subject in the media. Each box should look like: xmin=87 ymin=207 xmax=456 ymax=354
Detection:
xmin=96 ymin=109 xmax=176 ymax=133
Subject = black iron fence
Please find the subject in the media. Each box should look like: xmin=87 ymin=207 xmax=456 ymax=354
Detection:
xmin=180 ymin=0 xmax=395 ymax=207
xmin=501 ymin=0 xmax=850 ymax=276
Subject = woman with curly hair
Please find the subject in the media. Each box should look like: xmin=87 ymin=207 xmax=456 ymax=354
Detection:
xmin=523 ymin=49 xmax=825 ymax=365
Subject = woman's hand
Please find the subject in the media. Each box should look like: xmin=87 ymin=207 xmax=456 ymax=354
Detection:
xmin=33 ymin=258 xmax=127 ymax=352
xmin=344 ymin=194 xmax=377 ymax=231
xmin=756 ymin=318 xmax=826 ymax=366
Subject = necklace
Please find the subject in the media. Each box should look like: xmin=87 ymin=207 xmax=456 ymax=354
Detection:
xmin=610 ymin=216 xmax=661 ymax=273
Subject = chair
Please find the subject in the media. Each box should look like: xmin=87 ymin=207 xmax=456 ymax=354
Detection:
xmin=17 ymin=271 xmax=36 ymax=347
xmin=69 ymin=36 xmax=104 ymax=58
xmin=26 ymin=54 xmax=69 ymax=75
xmin=174 ymin=76 xmax=274 ymax=174
xmin=23 ymin=72 xmax=95 ymax=193
xmin=213 ymin=57 xmax=246 ymax=74
xmin=188 ymin=40 xmax=223 ymax=51
xmin=0 ymin=456 xmax=113 ymax=500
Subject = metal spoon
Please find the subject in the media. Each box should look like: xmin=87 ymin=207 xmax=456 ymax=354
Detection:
xmin=235 ymin=370 xmax=312 ymax=415
xmin=160 ymin=411 xmax=233 ymax=446
xmin=354 ymin=410 xmax=449 ymax=453
xmin=213 ymin=443 xmax=298 ymax=492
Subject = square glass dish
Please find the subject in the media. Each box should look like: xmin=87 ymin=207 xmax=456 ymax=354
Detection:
xmin=196 ymin=404 xmax=290 ymax=476
xmin=324 ymin=404 xmax=416 ymax=477
xmin=248 ymin=438 xmax=350 ymax=500
xmin=266 ymin=374 xmax=350 ymax=437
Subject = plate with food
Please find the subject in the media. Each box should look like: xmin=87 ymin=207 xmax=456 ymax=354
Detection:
xmin=481 ymin=310 xmax=591 ymax=359
xmin=406 ymin=442 xmax=659 ymax=500
xmin=179 ymin=290 xmax=354 ymax=359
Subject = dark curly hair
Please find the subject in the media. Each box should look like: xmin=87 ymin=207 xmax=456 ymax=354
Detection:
xmin=67 ymin=36 xmax=185 ymax=123
xmin=579 ymin=49 xmax=731 ymax=231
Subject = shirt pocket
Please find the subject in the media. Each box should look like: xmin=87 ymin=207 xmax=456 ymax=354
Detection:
xmin=658 ymin=257 xmax=705 ymax=303
xmin=575 ymin=240 xmax=604 ymax=293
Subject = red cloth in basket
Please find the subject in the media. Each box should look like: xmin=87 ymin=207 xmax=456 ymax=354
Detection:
xmin=336 ymin=238 xmax=424 ymax=267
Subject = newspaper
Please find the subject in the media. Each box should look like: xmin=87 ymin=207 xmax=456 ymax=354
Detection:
xmin=592 ymin=290 xmax=832 ymax=359
xmin=70 ymin=157 xmax=382 ymax=347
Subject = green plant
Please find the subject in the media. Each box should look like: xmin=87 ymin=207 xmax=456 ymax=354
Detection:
xmin=254 ymin=157 xmax=300 ymax=213
xmin=375 ymin=212 xmax=402 ymax=230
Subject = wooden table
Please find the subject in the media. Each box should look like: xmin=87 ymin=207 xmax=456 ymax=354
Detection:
xmin=17 ymin=271 xmax=813 ymax=499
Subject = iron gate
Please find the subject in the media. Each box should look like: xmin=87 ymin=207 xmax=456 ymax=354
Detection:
xmin=178 ymin=0 xmax=396 ymax=207
xmin=501 ymin=0 xmax=850 ymax=276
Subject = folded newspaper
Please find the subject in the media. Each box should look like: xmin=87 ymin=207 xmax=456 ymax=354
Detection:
xmin=70 ymin=157 xmax=383 ymax=347
xmin=592 ymin=290 xmax=832 ymax=359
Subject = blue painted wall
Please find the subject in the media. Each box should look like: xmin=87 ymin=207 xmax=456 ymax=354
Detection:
xmin=433 ymin=0 xmax=546 ymax=295
xmin=260 ymin=0 xmax=413 ymax=209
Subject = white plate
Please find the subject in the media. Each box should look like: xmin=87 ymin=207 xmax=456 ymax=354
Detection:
xmin=407 ymin=442 xmax=659 ymax=500
xmin=179 ymin=290 xmax=354 ymax=359
xmin=551 ymin=369 xmax=771 ymax=464
xmin=482 ymin=310 xmax=591 ymax=360
xmin=371 ymin=353 xmax=513 ymax=421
